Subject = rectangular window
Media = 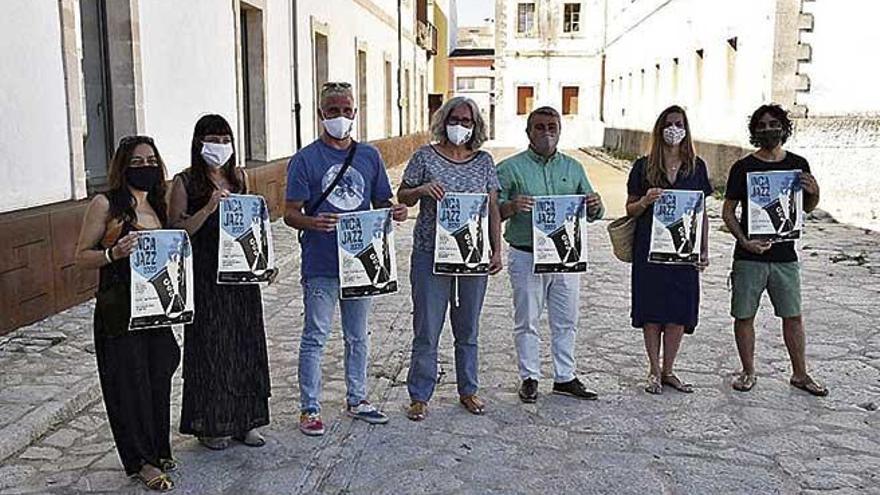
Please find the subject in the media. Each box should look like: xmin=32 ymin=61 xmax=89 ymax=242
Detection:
xmin=562 ymin=86 xmax=579 ymax=115
xmin=517 ymin=86 xmax=535 ymax=115
xmin=456 ymin=77 xmax=493 ymax=92
xmin=563 ymin=3 xmax=581 ymax=33
xmin=517 ymin=3 xmax=535 ymax=34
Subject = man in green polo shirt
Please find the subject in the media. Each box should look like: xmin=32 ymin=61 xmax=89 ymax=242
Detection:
xmin=497 ymin=106 xmax=604 ymax=404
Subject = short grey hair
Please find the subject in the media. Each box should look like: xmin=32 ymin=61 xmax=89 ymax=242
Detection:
xmin=320 ymin=82 xmax=354 ymax=108
xmin=430 ymin=96 xmax=488 ymax=150
xmin=526 ymin=106 xmax=561 ymax=131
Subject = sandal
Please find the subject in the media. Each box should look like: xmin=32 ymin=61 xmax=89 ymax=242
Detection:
xmin=233 ymin=429 xmax=266 ymax=447
xmin=198 ymin=436 xmax=230 ymax=450
xmin=135 ymin=472 xmax=174 ymax=492
xmin=158 ymin=458 xmax=178 ymax=472
xmin=644 ymin=374 xmax=663 ymax=395
xmin=406 ymin=401 xmax=428 ymax=421
xmin=790 ymin=376 xmax=829 ymax=397
xmin=661 ymin=373 xmax=694 ymax=393
xmin=732 ymin=372 xmax=757 ymax=392
xmin=459 ymin=394 xmax=485 ymax=415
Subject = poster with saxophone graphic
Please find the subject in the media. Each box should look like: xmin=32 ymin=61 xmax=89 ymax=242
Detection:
xmin=532 ymin=195 xmax=588 ymax=273
xmin=746 ymin=170 xmax=803 ymax=242
xmin=218 ymin=194 xmax=276 ymax=283
xmin=648 ymin=190 xmax=704 ymax=264
xmin=336 ymin=208 xmax=398 ymax=299
xmin=434 ymin=193 xmax=490 ymax=275
xmin=130 ymin=230 xmax=194 ymax=330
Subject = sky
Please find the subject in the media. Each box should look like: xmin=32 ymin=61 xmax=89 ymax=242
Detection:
xmin=456 ymin=0 xmax=494 ymax=26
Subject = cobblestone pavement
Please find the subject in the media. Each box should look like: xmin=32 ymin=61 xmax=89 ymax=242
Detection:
xmin=1 ymin=149 xmax=879 ymax=494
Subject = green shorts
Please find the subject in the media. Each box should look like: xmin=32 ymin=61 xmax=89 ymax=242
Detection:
xmin=730 ymin=260 xmax=802 ymax=320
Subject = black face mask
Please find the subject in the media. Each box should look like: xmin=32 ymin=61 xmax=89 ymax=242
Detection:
xmin=755 ymin=128 xmax=785 ymax=149
xmin=126 ymin=166 xmax=163 ymax=191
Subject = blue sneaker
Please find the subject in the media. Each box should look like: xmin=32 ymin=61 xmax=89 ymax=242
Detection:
xmin=346 ymin=401 xmax=389 ymax=424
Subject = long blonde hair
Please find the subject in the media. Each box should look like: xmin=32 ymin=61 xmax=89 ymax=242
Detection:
xmin=645 ymin=105 xmax=696 ymax=188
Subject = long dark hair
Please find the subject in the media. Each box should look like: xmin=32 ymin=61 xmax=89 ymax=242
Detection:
xmin=645 ymin=105 xmax=697 ymax=188
xmin=188 ymin=114 xmax=244 ymax=205
xmin=106 ymin=135 xmax=168 ymax=225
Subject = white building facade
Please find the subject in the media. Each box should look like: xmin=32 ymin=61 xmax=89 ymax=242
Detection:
xmin=494 ymin=0 xmax=606 ymax=148
xmin=0 ymin=0 xmax=446 ymax=335
xmin=0 ymin=0 xmax=440 ymax=214
xmin=602 ymin=0 xmax=880 ymax=230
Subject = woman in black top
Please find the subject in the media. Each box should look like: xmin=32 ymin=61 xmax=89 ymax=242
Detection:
xmin=169 ymin=114 xmax=271 ymax=450
xmin=75 ymin=136 xmax=180 ymax=492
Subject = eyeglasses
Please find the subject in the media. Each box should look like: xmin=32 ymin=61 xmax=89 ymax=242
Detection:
xmin=118 ymin=135 xmax=155 ymax=147
xmin=322 ymin=82 xmax=352 ymax=90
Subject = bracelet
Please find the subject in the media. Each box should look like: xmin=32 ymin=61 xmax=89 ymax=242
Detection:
xmin=104 ymin=247 xmax=114 ymax=264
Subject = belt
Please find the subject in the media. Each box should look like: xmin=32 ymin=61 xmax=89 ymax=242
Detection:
xmin=510 ymin=244 xmax=533 ymax=253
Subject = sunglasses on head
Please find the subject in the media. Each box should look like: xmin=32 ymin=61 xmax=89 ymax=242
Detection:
xmin=118 ymin=135 xmax=155 ymax=147
xmin=322 ymin=81 xmax=352 ymax=90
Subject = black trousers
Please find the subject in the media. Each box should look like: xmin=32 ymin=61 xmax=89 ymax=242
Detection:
xmin=94 ymin=315 xmax=181 ymax=475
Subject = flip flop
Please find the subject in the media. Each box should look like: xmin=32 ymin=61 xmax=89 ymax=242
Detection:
xmin=661 ymin=373 xmax=694 ymax=393
xmin=233 ymin=430 xmax=266 ymax=447
xmin=790 ymin=377 xmax=829 ymax=397
xmin=406 ymin=401 xmax=427 ymax=421
xmin=732 ymin=372 xmax=757 ymax=392
xmin=644 ymin=374 xmax=663 ymax=395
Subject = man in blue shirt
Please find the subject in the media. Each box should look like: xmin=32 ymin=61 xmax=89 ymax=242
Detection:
xmin=285 ymin=82 xmax=407 ymax=436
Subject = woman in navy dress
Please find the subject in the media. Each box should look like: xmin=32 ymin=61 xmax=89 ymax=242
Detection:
xmin=626 ymin=105 xmax=713 ymax=394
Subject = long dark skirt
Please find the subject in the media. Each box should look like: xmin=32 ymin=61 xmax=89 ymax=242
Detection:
xmin=178 ymin=210 xmax=271 ymax=438
xmin=94 ymin=315 xmax=180 ymax=475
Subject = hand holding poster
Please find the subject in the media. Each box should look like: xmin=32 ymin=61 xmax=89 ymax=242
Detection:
xmin=434 ymin=193 xmax=490 ymax=275
xmin=337 ymin=208 xmax=398 ymax=299
xmin=648 ymin=190 xmax=704 ymax=264
xmin=218 ymin=194 xmax=276 ymax=283
xmin=130 ymin=229 xmax=195 ymax=330
xmin=532 ymin=195 xmax=588 ymax=273
xmin=747 ymin=170 xmax=803 ymax=242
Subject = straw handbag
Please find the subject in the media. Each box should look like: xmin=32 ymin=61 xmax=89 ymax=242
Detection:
xmin=607 ymin=216 xmax=636 ymax=263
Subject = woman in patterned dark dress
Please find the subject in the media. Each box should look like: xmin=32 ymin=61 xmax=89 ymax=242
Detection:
xmin=626 ymin=105 xmax=713 ymax=395
xmin=75 ymin=136 xmax=180 ymax=491
xmin=169 ymin=114 xmax=271 ymax=450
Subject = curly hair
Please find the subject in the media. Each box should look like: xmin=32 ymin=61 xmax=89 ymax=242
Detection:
xmin=748 ymin=104 xmax=793 ymax=147
xmin=429 ymin=96 xmax=488 ymax=150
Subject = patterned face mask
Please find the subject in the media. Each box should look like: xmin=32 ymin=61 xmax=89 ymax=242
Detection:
xmin=663 ymin=126 xmax=687 ymax=146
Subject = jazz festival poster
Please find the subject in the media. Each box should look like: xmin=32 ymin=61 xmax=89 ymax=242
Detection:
xmin=531 ymin=195 xmax=588 ymax=273
xmin=336 ymin=208 xmax=398 ymax=299
xmin=648 ymin=190 xmax=705 ymax=264
xmin=129 ymin=230 xmax=195 ymax=329
xmin=747 ymin=170 xmax=803 ymax=242
xmin=218 ymin=194 xmax=276 ymax=283
xmin=434 ymin=193 xmax=490 ymax=275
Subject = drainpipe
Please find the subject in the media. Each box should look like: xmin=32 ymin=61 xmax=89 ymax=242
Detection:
xmin=290 ymin=0 xmax=303 ymax=150
xmin=398 ymin=0 xmax=404 ymax=136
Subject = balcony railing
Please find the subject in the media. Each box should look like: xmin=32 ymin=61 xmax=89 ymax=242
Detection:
xmin=416 ymin=20 xmax=438 ymax=55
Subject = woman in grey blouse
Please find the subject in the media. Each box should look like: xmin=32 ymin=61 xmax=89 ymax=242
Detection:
xmin=397 ymin=96 xmax=502 ymax=421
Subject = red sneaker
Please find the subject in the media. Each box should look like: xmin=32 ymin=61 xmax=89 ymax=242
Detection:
xmin=299 ymin=412 xmax=325 ymax=436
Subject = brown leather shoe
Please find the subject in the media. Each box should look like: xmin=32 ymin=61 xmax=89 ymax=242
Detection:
xmin=406 ymin=401 xmax=428 ymax=421
xmin=459 ymin=394 xmax=485 ymax=415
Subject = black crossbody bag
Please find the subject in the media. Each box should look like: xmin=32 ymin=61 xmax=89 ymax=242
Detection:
xmin=298 ymin=141 xmax=358 ymax=242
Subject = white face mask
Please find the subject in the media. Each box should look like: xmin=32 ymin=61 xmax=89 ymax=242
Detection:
xmin=446 ymin=125 xmax=473 ymax=146
xmin=322 ymin=115 xmax=355 ymax=140
xmin=663 ymin=126 xmax=687 ymax=146
xmin=201 ymin=142 xmax=233 ymax=168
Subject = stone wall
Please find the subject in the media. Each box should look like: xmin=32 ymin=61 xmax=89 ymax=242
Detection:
xmin=602 ymin=127 xmax=750 ymax=189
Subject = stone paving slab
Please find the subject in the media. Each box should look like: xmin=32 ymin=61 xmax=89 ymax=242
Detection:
xmin=1 ymin=150 xmax=879 ymax=494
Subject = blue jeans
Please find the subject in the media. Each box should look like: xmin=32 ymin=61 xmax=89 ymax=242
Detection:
xmin=407 ymin=251 xmax=487 ymax=402
xmin=298 ymin=277 xmax=371 ymax=413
